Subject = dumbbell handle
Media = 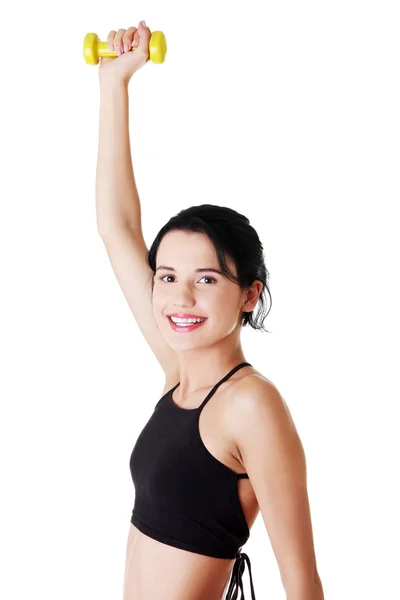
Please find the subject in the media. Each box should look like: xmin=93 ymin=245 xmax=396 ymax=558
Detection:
xmin=83 ymin=31 xmax=167 ymax=65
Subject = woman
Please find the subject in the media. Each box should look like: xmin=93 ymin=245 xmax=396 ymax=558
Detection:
xmin=96 ymin=20 xmax=324 ymax=600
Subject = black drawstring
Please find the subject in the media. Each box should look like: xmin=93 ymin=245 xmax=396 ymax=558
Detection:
xmin=225 ymin=552 xmax=256 ymax=599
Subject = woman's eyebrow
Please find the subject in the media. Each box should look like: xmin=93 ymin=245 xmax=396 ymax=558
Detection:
xmin=155 ymin=265 xmax=223 ymax=275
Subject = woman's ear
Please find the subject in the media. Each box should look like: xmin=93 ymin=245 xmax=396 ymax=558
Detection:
xmin=242 ymin=281 xmax=263 ymax=312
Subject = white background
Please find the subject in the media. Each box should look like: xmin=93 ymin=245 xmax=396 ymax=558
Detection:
xmin=1 ymin=0 xmax=399 ymax=598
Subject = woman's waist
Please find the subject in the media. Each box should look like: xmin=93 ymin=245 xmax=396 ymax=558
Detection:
xmin=124 ymin=523 xmax=235 ymax=600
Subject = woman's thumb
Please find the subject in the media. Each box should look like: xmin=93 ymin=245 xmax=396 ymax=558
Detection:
xmin=138 ymin=20 xmax=151 ymax=51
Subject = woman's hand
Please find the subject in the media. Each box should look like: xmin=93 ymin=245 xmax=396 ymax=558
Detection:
xmin=98 ymin=21 xmax=152 ymax=86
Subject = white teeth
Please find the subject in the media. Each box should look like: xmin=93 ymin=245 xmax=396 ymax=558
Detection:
xmin=170 ymin=317 xmax=205 ymax=324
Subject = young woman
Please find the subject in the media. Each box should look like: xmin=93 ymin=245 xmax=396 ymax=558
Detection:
xmin=96 ymin=20 xmax=324 ymax=600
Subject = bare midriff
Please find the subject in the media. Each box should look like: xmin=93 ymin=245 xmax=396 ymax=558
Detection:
xmin=123 ymin=523 xmax=236 ymax=600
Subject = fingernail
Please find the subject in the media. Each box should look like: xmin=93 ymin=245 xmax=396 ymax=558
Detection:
xmin=124 ymin=44 xmax=128 ymax=52
xmin=141 ymin=20 xmax=146 ymax=27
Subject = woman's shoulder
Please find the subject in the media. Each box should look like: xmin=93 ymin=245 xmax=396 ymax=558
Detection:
xmin=226 ymin=368 xmax=287 ymax=423
xmin=234 ymin=367 xmax=278 ymax=395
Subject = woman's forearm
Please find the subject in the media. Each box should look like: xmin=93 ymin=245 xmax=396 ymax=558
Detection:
xmin=96 ymin=80 xmax=142 ymax=238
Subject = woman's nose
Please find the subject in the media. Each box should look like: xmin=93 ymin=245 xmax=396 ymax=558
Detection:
xmin=172 ymin=287 xmax=195 ymax=307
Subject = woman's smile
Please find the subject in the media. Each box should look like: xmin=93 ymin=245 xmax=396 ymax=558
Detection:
xmin=167 ymin=315 xmax=208 ymax=332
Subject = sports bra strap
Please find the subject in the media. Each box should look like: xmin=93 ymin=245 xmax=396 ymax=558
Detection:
xmin=197 ymin=362 xmax=252 ymax=412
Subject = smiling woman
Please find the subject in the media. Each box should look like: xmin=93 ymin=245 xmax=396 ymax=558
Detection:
xmin=96 ymin=19 xmax=324 ymax=600
xmin=146 ymin=205 xmax=272 ymax=334
xmin=144 ymin=217 xmax=269 ymax=372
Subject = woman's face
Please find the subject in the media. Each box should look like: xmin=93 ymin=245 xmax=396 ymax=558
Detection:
xmin=152 ymin=230 xmax=247 ymax=350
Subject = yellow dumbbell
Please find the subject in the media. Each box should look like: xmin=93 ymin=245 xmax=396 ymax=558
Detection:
xmin=83 ymin=31 xmax=167 ymax=65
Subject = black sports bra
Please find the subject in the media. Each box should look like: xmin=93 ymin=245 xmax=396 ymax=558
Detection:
xmin=129 ymin=361 xmax=256 ymax=598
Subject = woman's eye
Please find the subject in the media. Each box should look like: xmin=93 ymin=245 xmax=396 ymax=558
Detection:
xmin=160 ymin=275 xmax=175 ymax=283
xmin=159 ymin=275 xmax=216 ymax=284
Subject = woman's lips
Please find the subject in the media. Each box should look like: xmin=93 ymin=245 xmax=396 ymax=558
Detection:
xmin=167 ymin=316 xmax=207 ymax=332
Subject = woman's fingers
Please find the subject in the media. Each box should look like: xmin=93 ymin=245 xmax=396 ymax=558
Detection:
xmin=114 ymin=28 xmax=127 ymax=55
xmin=106 ymin=26 xmax=142 ymax=54
xmin=107 ymin=30 xmax=117 ymax=51
xmin=104 ymin=22 xmax=150 ymax=57
xmin=132 ymin=30 xmax=140 ymax=47
xmin=124 ymin=27 xmax=138 ymax=51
